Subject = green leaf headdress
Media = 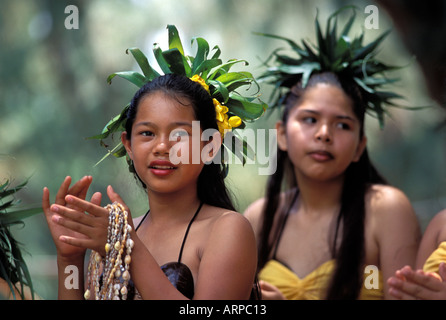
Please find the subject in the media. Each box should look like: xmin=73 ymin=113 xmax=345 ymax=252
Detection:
xmin=90 ymin=25 xmax=268 ymax=171
xmin=0 ymin=177 xmax=41 ymax=299
xmin=256 ymin=6 xmax=412 ymax=128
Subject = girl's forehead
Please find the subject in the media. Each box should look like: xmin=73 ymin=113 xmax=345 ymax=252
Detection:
xmin=295 ymin=83 xmax=356 ymax=116
xmin=137 ymin=91 xmax=196 ymax=120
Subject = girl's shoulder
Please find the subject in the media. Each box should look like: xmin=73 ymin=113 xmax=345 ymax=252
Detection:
xmin=416 ymin=209 xmax=446 ymax=267
xmin=203 ymin=205 xmax=253 ymax=234
xmin=366 ymin=184 xmax=414 ymax=215
xmin=243 ymin=197 xmax=267 ymax=236
xmin=243 ymin=197 xmax=266 ymax=220
xmin=427 ymin=208 xmax=446 ymax=227
xmin=365 ymin=184 xmax=420 ymax=239
xmin=200 ymin=205 xmax=257 ymax=256
xmin=243 ymin=189 xmax=296 ymax=236
xmin=424 ymin=209 xmax=446 ymax=244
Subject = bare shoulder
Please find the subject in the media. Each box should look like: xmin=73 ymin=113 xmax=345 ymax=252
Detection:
xmin=424 ymin=209 xmax=446 ymax=244
xmin=201 ymin=206 xmax=257 ymax=257
xmin=366 ymin=184 xmax=415 ymax=216
xmin=366 ymin=184 xmax=420 ymax=241
xmin=427 ymin=209 xmax=446 ymax=227
xmin=208 ymin=206 xmax=255 ymax=235
xmin=365 ymin=185 xmax=420 ymax=237
xmin=243 ymin=190 xmax=296 ymax=237
xmin=416 ymin=209 xmax=446 ymax=267
xmin=243 ymin=197 xmax=266 ymax=235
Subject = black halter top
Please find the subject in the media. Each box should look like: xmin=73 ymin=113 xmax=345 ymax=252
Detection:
xmin=129 ymin=202 xmax=203 ymax=299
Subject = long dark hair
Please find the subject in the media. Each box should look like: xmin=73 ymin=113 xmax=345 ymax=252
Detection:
xmin=124 ymin=73 xmax=235 ymax=211
xmin=257 ymin=72 xmax=387 ymax=299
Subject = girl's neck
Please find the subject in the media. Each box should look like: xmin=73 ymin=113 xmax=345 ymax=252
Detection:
xmin=146 ymin=189 xmax=201 ymax=224
xmin=295 ymin=173 xmax=344 ymax=215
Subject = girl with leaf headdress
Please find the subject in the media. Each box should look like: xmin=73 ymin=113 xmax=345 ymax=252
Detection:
xmin=244 ymin=7 xmax=421 ymax=299
xmin=42 ymin=25 xmax=264 ymax=300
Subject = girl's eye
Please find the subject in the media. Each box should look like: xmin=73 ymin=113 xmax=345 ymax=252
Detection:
xmin=302 ymin=117 xmax=317 ymax=124
xmin=141 ymin=131 xmax=154 ymax=137
xmin=336 ymin=122 xmax=351 ymax=130
xmin=170 ymin=129 xmax=190 ymax=141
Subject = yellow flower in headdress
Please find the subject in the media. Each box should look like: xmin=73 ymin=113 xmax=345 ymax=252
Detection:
xmin=190 ymin=74 xmax=210 ymax=94
xmin=190 ymin=77 xmax=242 ymax=137
xmin=213 ymin=98 xmax=241 ymax=137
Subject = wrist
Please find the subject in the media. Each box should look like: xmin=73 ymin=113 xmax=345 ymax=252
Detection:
xmin=57 ymin=254 xmax=85 ymax=269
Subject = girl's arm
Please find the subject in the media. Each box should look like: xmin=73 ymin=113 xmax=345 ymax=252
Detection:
xmin=416 ymin=209 xmax=446 ymax=269
xmin=192 ymin=212 xmax=257 ymax=299
xmin=370 ymin=185 xmax=421 ymax=299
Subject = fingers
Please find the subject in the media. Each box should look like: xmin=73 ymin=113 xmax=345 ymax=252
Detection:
xmin=64 ymin=195 xmax=107 ymax=218
xmin=387 ymin=278 xmax=417 ymax=300
xmin=42 ymin=187 xmax=50 ymax=213
xmin=59 ymin=235 xmax=95 ymax=250
xmin=51 ymin=201 xmax=108 ymax=254
xmin=259 ymin=280 xmax=285 ymax=300
xmin=90 ymin=192 xmax=102 ymax=206
xmin=402 ymin=268 xmax=437 ymax=287
xmin=67 ymin=175 xmax=93 ymax=200
xmin=259 ymin=280 xmax=275 ymax=291
xmin=51 ymin=204 xmax=97 ymax=228
xmin=388 ymin=269 xmax=442 ymax=300
xmin=52 ymin=213 xmax=94 ymax=238
xmin=55 ymin=176 xmax=72 ymax=205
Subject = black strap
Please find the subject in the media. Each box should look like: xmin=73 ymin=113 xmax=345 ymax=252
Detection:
xmin=134 ymin=202 xmax=204 ymax=263
xmin=135 ymin=209 xmax=150 ymax=231
xmin=178 ymin=202 xmax=204 ymax=263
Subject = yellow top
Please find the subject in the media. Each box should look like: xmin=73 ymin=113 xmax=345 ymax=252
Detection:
xmin=258 ymin=259 xmax=383 ymax=300
xmin=423 ymin=241 xmax=446 ymax=274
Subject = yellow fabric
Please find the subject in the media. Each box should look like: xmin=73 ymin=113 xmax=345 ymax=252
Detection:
xmin=423 ymin=241 xmax=446 ymax=274
xmin=258 ymin=259 xmax=383 ymax=300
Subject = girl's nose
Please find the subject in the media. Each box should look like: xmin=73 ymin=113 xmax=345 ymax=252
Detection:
xmin=315 ymin=124 xmax=332 ymax=143
xmin=153 ymin=136 xmax=171 ymax=155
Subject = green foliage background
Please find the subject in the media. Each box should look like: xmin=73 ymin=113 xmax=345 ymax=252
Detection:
xmin=1 ymin=0 xmax=445 ymax=299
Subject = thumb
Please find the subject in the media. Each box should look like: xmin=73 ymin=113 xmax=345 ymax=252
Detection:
xmin=107 ymin=185 xmax=131 ymax=216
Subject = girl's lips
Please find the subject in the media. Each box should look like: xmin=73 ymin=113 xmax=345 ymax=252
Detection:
xmin=308 ymin=150 xmax=334 ymax=162
xmin=149 ymin=160 xmax=177 ymax=176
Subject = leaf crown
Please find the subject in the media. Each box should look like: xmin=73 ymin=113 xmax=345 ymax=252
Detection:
xmin=257 ymin=6 xmax=409 ymax=128
xmin=90 ymin=25 xmax=267 ymax=170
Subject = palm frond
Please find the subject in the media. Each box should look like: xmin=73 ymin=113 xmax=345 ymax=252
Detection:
xmin=256 ymin=6 xmax=419 ymax=128
xmin=1 ymin=178 xmax=41 ymax=300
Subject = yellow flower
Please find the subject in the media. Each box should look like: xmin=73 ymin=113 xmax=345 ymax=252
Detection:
xmin=228 ymin=116 xmax=242 ymax=128
xmin=190 ymin=77 xmax=244 ymax=137
xmin=190 ymin=74 xmax=210 ymax=93
xmin=214 ymin=98 xmax=228 ymax=122
xmin=214 ymin=99 xmax=242 ymax=137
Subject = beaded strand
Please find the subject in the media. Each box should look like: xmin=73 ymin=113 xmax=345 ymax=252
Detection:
xmin=84 ymin=202 xmax=134 ymax=300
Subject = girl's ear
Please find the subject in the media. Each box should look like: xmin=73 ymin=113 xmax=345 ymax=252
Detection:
xmin=201 ymin=130 xmax=222 ymax=163
xmin=353 ymin=135 xmax=367 ymax=162
xmin=276 ymin=120 xmax=288 ymax=152
xmin=121 ymin=132 xmax=133 ymax=160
